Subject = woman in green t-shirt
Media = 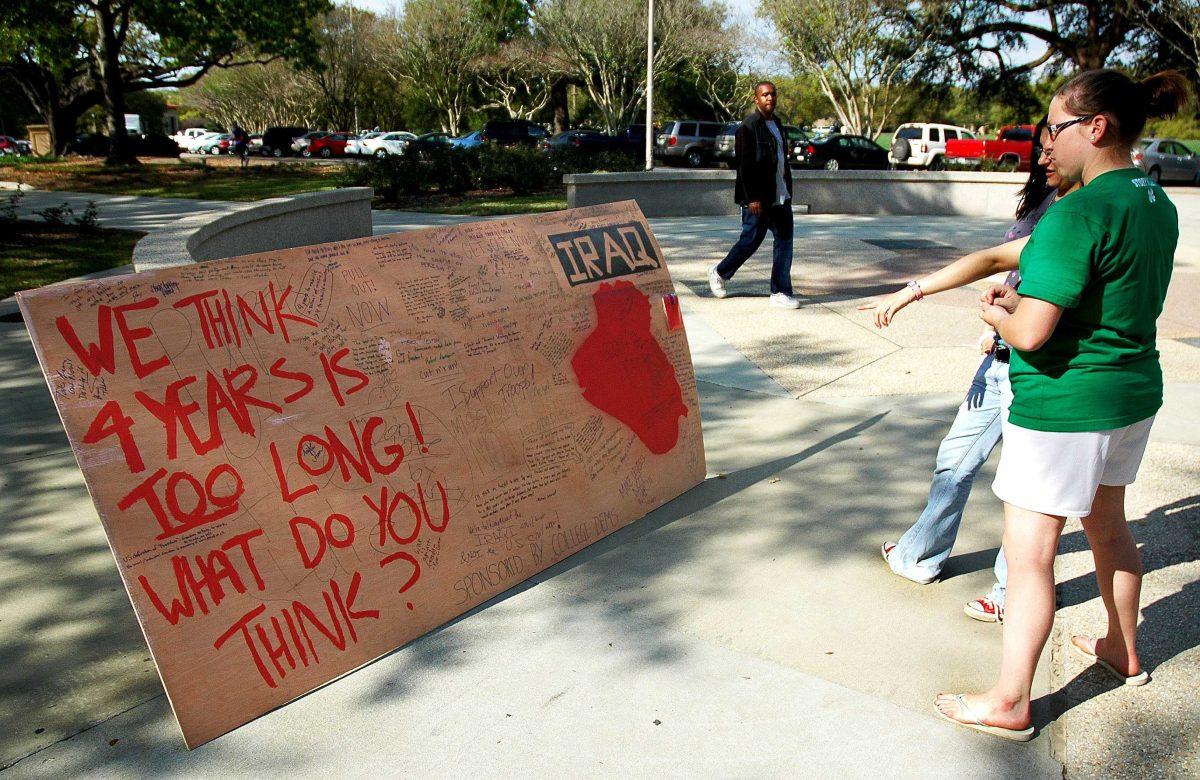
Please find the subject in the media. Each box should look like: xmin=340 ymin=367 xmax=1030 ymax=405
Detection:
xmin=934 ymin=69 xmax=1189 ymax=742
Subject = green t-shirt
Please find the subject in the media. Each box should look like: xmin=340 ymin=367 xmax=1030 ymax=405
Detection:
xmin=1009 ymin=167 xmax=1177 ymax=432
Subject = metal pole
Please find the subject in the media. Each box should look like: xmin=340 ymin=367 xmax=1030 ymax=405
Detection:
xmin=644 ymin=0 xmax=654 ymax=171
xmin=349 ymin=3 xmax=359 ymax=134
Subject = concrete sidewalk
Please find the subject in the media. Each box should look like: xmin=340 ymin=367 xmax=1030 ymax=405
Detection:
xmin=2 ymin=189 xmax=1198 ymax=777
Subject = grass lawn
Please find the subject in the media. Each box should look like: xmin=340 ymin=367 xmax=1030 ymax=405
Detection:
xmin=0 ymin=158 xmax=341 ymax=201
xmin=1 ymin=221 xmax=142 ymax=299
xmin=378 ymin=189 xmax=568 ymax=216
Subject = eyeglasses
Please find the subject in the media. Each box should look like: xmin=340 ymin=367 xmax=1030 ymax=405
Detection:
xmin=1046 ymin=115 xmax=1094 ymax=141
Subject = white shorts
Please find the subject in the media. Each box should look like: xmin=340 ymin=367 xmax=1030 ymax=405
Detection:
xmin=992 ymin=416 xmax=1156 ymax=517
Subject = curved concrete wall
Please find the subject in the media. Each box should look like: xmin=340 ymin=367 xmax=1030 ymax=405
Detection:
xmin=565 ymin=169 xmax=1031 ymax=218
xmin=133 ymin=187 xmax=374 ymax=272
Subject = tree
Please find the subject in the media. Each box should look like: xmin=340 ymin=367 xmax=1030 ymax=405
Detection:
xmin=1132 ymin=0 xmax=1200 ymax=78
xmin=915 ymin=0 xmax=1151 ymax=77
xmin=296 ymin=6 xmax=397 ymax=132
xmin=184 ymin=61 xmax=323 ymax=132
xmin=532 ymin=0 xmax=727 ymax=134
xmin=375 ymin=0 xmax=491 ymax=135
xmin=473 ymin=42 xmax=557 ymax=121
xmin=0 ymin=4 xmax=100 ymax=154
xmin=761 ymin=0 xmax=935 ymax=138
xmin=1 ymin=0 xmax=330 ymax=162
xmin=684 ymin=35 xmax=757 ymax=122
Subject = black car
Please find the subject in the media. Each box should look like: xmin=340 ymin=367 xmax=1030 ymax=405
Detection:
xmin=541 ymin=129 xmax=618 ymax=153
xmin=479 ymin=119 xmax=550 ymax=146
xmin=613 ymin=124 xmax=654 ymax=156
xmin=67 ymin=132 xmax=180 ymax=158
xmin=406 ymin=132 xmax=454 ymax=157
xmin=794 ymin=134 xmax=888 ymax=171
xmin=260 ymin=126 xmax=309 ymax=157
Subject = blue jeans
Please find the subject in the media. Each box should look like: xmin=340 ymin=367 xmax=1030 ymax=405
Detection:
xmin=889 ymin=353 xmax=1009 ymax=605
xmin=714 ymin=203 xmax=794 ymax=295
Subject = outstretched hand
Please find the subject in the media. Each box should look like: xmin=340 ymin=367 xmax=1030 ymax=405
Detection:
xmin=858 ymin=287 xmax=918 ymax=328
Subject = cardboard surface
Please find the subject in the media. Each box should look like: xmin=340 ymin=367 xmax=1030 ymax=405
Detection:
xmin=17 ymin=201 xmax=706 ymax=748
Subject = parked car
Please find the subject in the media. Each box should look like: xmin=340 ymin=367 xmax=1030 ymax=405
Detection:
xmin=261 ymin=126 xmax=308 ymax=157
xmin=655 ymin=120 xmax=723 ymax=167
xmin=248 ymin=134 xmax=263 ymax=155
xmin=945 ymin=124 xmax=1036 ymax=171
xmin=794 ymin=134 xmax=889 ymax=170
xmin=345 ymin=131 xmax=382 ymax=156
xmin=291 ymin=131 xmax=329 ymax=155
xmin=182 ymin=131 xmax=222 ymax=154
xmin=134 ymin=133 xmax=182 ymax=157
xmin=449 ymin=130 xmax=485 ymax=149
xmin=203 ymin=134 xmax=233 ymax=155
xmin=406 ymin=132 xmax=454 ymax=157
xmin=713 ymin=121 xmax=740 ymax=165
xmin=614 ymin=124 xmax=653 ymax=157
xmin=171 ymin=128 xmax=215 ymax=150
xmin=888 ymin=123 xmax=976 ymax=169
xmin=363 ymin=131 xmax=418 ymax=157
xmin=305 ymin=132 xmax=352 ymax=158
xmin=478 ymin=119 xmax=550 ymax=146
xmin=0 ymin=135 xmax=32 ymax=155
xmin=1133 ymin=137 xmax=1200 ymax=184
xmin=540 ymin=129 xmax=617 ymax=153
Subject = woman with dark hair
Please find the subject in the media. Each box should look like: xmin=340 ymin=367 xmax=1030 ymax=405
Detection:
xmin=866 ymin=120 xmax=1079 ymax=624
xmin=934 ymin=68 xmax=1188 ymax=741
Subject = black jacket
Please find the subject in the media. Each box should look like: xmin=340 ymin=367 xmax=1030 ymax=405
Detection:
xmin=733 ymin=110 xmax=793 ymax=206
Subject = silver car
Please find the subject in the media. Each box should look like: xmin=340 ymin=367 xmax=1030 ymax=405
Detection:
xmin=655 ymin=120 xmax=723 ymax=167
xmin=713 ymin=121 xmax=740 ymax=166
xmin=1133 ymin=138 xmax=1200 ymax=184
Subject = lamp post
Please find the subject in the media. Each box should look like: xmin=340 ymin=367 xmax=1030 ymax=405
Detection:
xmin=644 ymin=0 xmax=654 ymax=171
xmin=349 ymin=2 xmax=359 ymax=134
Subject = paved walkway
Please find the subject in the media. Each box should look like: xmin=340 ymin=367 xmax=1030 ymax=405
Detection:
xmin=2 ymin=188 xmax=1198 ymax=777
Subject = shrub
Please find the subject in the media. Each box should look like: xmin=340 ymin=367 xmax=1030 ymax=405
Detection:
xmin=350 ymin=141 xmax=643 ymax=203
xmin=0 ymin=188 xmax=23 ymax=223
xmin=474 ymin=145 xmax=553 ymax=194
xmin=423 ymin=146 xmax=473 ymax=194
xmin=37 ymin=201 xmax=73 ymax=225
xmin=74 ymin=201 xmax=100 ymax=231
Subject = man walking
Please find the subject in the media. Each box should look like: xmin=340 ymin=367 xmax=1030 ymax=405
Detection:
xmin=709 ymin=81 xmax=800 ymax=309
xmin=231 ymin=124 xmax=250 ymax=168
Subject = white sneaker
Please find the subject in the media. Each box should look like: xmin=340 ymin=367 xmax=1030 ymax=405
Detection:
xmin=769 ymin=292 xmax=800 ymax=309
xmin=709 ymin=266 xmax=729 ymax=298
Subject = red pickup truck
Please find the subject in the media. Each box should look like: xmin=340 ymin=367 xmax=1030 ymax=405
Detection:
xmin=945 ymin=124 xmax=1037 ymax=171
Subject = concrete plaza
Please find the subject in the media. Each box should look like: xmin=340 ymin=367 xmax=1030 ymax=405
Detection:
xmin=1 ymin=188 xmax=1198 ymax=777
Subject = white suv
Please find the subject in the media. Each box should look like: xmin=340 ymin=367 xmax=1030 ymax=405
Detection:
xmin=888 ymin=123 xmax=976 ymax=170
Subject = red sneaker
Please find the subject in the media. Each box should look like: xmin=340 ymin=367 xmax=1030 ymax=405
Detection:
xmin=964 ymin=596 xmax=1004 ymax=623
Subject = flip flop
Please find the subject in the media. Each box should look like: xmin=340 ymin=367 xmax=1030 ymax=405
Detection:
xmin=933 ymin=694 xmax=1035 ymax=743
xmin=1070 ymin=636 xmax=1150 ymax=686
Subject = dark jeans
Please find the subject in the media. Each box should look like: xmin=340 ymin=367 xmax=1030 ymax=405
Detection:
xmin=714 ymin=202 xmax=794 ymax=295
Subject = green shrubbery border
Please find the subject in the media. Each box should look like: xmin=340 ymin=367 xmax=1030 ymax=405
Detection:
xmin=345 ymin=144 xmax=641 ymax=202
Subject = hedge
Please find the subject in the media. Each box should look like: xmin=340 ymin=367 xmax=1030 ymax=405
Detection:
xmin=346 ymin=144 xmax=641 ymax=201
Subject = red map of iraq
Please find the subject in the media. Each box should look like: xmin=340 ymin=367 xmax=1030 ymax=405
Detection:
xmin=570 ymin=280 xmax=688 ymax=455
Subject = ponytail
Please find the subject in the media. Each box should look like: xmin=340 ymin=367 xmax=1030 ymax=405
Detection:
xmin=1142 ymin=71 xmax=1190 ymax=119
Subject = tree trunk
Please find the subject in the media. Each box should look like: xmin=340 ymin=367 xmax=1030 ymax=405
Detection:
xmin=551 ymin=77 xmax=570 ymax=133
xmin=96 ymin=1 xmax=137 ymax=165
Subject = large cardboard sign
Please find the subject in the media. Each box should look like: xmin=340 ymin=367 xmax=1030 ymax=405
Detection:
xmin=17 ymin=201 xmax=705 ymax=747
